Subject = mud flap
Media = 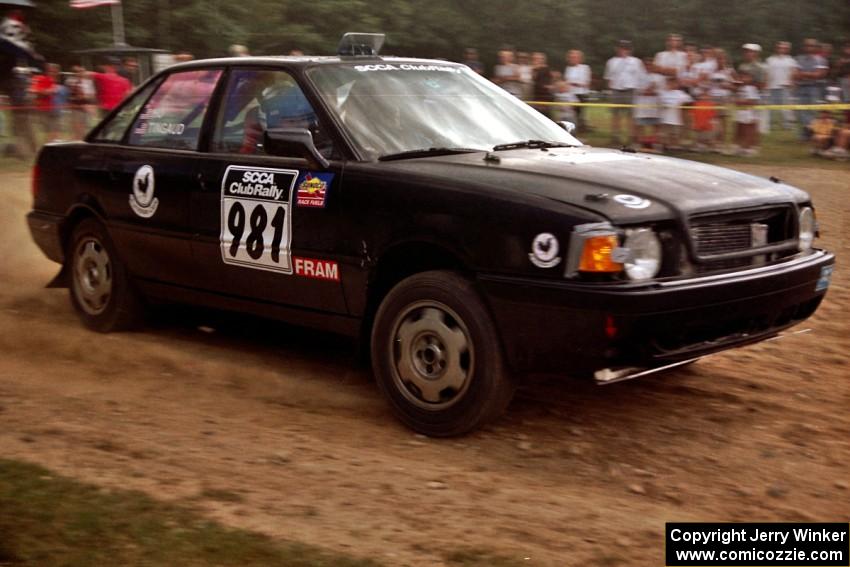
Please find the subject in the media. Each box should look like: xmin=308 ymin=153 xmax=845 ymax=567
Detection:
xmin=46 ymin=264 xmax=70 ymax=288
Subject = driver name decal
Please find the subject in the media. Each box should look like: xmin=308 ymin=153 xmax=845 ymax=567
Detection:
xmin=220 ymin=165 xmax=298 ymax=274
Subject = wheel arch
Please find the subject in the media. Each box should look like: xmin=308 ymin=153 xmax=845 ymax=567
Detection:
xmin=359 ymin=240 xmax=470 ymax=356
xmin=61 ymin=199 xmax=107 ymax=247
xmin=49 ymin=201 xmax=107 ymax=288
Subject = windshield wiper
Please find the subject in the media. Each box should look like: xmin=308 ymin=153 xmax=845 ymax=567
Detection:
xmin=378 ymin=147 xmax=483 ymax=161
xmin=492 ymin=139 xmax=577 ymax=152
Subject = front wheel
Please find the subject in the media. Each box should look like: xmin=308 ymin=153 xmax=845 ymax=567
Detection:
xmin=68 ymin=218 xmax=143 ymax=332
xmin=371 ymin=271 xmax=516 ymax=436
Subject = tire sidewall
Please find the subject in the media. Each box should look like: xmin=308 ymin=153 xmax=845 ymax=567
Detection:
xmin=371 ymin=271 xmax=512 ymax=436
xmin=68 ymin=218 xmax=137 ymax=332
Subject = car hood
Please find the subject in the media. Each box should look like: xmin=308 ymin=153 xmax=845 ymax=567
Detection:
xmin=379 ymin=147 xmax=809 ymax=222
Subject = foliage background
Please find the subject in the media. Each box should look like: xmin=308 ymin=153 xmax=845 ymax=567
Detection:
xmin=24 ymin=0 xmax=850 ymax=74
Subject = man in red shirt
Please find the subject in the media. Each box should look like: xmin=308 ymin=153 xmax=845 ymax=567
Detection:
xmin=90 ymin=58 xmax=131 ymax=116
xmin=30 ymin=63 xmax=61 ymax=142
xmin=30 ymin=63 xmax=58 ymax=110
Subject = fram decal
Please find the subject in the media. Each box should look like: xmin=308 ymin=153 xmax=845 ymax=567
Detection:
xmin=294 ymin=257 xmax=340 ymax=281
xmin=296 ymin=172 xmax=334 ymax=208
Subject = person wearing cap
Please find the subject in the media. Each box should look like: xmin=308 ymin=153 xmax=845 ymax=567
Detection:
xmin=766 ymin=41 xmax=798 ymax=130
xmin=794 ymin=39 xmax=829 ymax=140
xmin=738 ymin=44 xmax=768 ymax=135
xmin=603 ymin=40 xmax=645 ymax=145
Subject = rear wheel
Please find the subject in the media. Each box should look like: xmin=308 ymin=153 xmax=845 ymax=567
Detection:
xmin=371 ymin=271 xmax=515 ymax=436
xmin=69 ymin=218 xmax=143 ymax=332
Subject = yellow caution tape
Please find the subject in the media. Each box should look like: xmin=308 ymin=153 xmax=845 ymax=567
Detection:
xmin=527 ymin=101 xmax=850 ymax=111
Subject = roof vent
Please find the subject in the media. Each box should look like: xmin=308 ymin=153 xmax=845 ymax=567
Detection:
xmin=337 ymin=32 xmax=385 ymax=57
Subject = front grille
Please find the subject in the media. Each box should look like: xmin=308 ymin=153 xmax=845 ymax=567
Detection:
xmin=692 ymin=223 xmax=752 ymax=256
xmin=686 ymin=206 xmax=797 ymax=274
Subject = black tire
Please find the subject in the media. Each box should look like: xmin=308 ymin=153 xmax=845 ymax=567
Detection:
xmin=371 ymin=270 xmax=516 ymax=436
xmin=68 ymin=217 xmax=143 ymax=332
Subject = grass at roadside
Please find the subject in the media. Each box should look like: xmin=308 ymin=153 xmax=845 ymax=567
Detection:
xmin=0 ymin=458 xmax=379 ymax=567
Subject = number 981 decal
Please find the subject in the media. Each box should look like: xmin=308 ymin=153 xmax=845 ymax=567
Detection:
xmin=220 ymin=165 xmax=298 ymax=273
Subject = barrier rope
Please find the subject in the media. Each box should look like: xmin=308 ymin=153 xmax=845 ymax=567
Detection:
xmin=527 ymin=101 xmax=850 ymax=111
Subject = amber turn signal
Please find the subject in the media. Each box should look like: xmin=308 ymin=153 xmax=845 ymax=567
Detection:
xmin=578 ymin=235 xmax=623 ymax=272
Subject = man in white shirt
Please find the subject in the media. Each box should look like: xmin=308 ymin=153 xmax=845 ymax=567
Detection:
xmin=604 ymin=40 xmax=645 ymax=145
xmin=765 ymin=41 xmax=798 ymax=130
xmin=691 ymin=46 xmax=718 ymax=84
xmin=564 ymin=49 xmax=591 ymax=130
xmin=795 ymin=38 xmax=828 ymax=140
xmin=654 ymin=34 xmax=688 ymax=77
xmin=492 ymin=50 xmax=523 ymax=98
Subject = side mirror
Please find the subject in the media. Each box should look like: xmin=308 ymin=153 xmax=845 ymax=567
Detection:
xmin=559 ymin=121 xmax=577 ymax=134
xmin=263 ymin=128 xmax=330 ymax=170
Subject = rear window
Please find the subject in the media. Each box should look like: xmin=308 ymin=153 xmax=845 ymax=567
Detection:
xmin=127 ymin=69 xmax=222 ymax=150
xmin=92 ymin=80 xmax=160 ymax=143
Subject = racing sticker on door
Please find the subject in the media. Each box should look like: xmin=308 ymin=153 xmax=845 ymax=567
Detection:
xmin=220 ymin=165 xmax=298 ymax=274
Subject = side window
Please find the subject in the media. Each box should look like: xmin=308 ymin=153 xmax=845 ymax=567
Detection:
xmin=211 ymin=69 xmax=333 ymax=157
xmin=92 ymin=80 xmax=159 ymax=143
xmin=127 ymin=69 xmax=222 ymax=150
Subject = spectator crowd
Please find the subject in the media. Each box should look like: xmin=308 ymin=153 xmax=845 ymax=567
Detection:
xmin=3 ymin=11 xmax=849 ymax=162
xmin=464 ymin=34 xmax=850 ymax=159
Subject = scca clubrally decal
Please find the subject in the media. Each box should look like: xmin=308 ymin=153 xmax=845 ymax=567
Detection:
xmin=220 ymin=165 xmax=298 ymax=274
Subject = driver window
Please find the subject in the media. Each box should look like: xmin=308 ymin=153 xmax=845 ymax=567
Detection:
xmin=211 ymin=69 xmax=333 ymax=157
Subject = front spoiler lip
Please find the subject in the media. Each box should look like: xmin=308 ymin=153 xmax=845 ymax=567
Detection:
xmin=594 ymin=327 xmax=813 ymax=385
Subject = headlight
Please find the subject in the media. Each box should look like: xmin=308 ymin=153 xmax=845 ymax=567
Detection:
xmin=622 ymin=228 xmax=662 ymax=281
xmin=798 ymin=207 xmax=815 ymax=251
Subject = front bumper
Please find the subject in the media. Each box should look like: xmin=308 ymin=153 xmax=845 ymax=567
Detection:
xmin=478 ymin=250 xmax=835 ymax=375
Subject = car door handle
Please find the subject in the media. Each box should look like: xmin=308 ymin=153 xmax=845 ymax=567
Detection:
xmin=196 ymin=172 xmax=208 ymax=191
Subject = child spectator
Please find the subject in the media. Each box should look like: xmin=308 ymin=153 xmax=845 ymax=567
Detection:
xmin=708 ymin=74 xmax=732 ymax=152
xmin=659 ymin=76 xmax=692 ymax=150
xmin=690 ymin=88 xmax=717 ymax=151
xmin=634 ymin=59 xmax=664 ymax=150
xmin=808 ymin=110 xmax=835 ymax=155
xmin=551 ymin=71 xmax=577 ymax=123
xmin=734 ymin=72 xmax=761 ymax=155
xmin=829 ymin=113 xmax=850 ymax=158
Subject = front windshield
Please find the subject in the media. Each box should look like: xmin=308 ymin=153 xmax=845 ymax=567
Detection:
xmin=307 ymin=62 xmax=581 ymax=158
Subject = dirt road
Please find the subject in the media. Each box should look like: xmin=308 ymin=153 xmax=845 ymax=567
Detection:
xmin=1 ymin=165 xmax=847 ymax=566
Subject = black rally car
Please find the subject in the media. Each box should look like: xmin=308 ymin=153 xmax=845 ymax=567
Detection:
xmin=28 ymin=34 xmax=834 ymax=435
